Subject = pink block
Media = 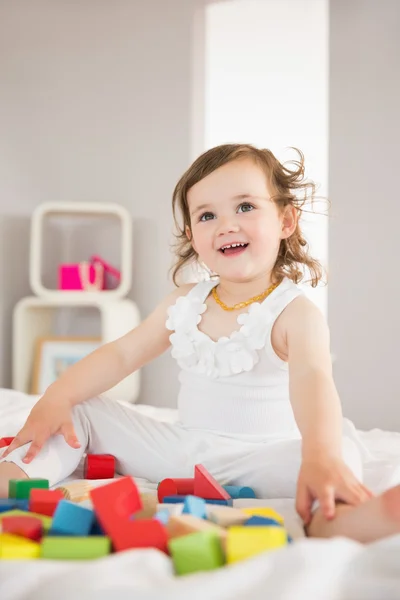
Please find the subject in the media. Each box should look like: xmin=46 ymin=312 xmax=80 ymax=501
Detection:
xmin=59 ymin=263 xmax=105 ymax=291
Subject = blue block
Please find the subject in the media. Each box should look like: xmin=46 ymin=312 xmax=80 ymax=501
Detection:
xmin=50 ymin=500 xmax=95 ymax=536
xmin=204 ymin=498 xmax=233 ymax=506
xmin=182 ymin=495 xmax=206 ymax=519
xmin=15 ymin=499 xmax=30 ymax=511
xmin=90 ymin=518 xmax=105 ymax=536
xmin=0 ymin=499 xmax=16 ymax=512
xmin=223 ymin=485 xmax=256 ymax=499
xmin=153 ymin=509 xmax=170 ymax=525
xmin=287 ymin=534 xmax=293 ymax=544
xmin=163 ymin=495 xmax=233 ymax=507
xmin=244 ymin=516 xmax=281 ymax=527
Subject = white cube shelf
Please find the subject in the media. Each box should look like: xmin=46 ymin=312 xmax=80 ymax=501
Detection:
xmin=30 ymin=202 xmax=132 ymax=301
xmin=13 ymin=296 xmax=141 ymax=403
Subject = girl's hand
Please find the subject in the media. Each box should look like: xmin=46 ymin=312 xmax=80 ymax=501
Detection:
xmin=2 ymin=397 xmax=80 ymax=464
xmin=296 ymin=453 xmax=373 ymax=525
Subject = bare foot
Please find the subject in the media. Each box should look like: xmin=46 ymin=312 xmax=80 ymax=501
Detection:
xmin=307 ymin=484 xmax=400 ymax=544
xmin=0 ymin=462 xmax=28 ymax=498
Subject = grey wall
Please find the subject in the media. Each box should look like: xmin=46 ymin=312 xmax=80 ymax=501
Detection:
xmin=329 ymin=0 xmax=400 ymax=430
xmin=0 ymin=0 xmax=205 ymax=407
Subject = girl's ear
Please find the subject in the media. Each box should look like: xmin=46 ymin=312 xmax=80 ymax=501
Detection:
xmin=186 ymin=225 xmax=197 ymax=253
xmin=281 ymin=205 xmax=297 ymax=239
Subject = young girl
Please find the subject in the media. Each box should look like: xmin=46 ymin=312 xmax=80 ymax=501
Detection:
xmin=1 ymin=143 xmax=400 ymax=542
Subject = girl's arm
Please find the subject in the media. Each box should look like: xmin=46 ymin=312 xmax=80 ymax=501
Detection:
xmin=39 ymin=283 xmax=195 ymax=408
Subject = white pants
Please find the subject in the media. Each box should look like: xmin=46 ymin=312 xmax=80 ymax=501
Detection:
xmin=0 ymin=396 xmax=363 ymax=498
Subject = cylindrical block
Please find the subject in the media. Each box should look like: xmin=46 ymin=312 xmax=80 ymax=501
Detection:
xmin=157 ymin=478 xmax=194 ymax=502
xmin=84 ymin=454 xmax=115 ymax=480
xmin=222 ymin=485 xmax=256 ymax=499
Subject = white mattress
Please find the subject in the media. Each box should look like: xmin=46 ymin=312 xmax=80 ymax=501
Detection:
xmin=2 ymin=388 xmax=400 ymax=600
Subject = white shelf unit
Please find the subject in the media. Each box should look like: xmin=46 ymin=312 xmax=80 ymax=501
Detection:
xmin=13 ymin=296 xmax=141 ymax=403
xmin=30 ymin=202 xmax=132 ymax=300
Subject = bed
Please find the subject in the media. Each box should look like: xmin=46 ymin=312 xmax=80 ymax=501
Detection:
xmin=1 ymin=388 xmax=400 ymax=600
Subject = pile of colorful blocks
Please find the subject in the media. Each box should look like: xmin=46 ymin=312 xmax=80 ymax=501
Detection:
xmin=0 ymin=450 xmax=290 ymax=575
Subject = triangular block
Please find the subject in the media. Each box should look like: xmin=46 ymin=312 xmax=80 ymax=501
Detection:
xmin=194 ymin=465 xmax=231 ymax=500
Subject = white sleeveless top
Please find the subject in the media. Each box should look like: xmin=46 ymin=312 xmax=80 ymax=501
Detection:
xmin=166 ymin=277 xmax=303 ymax=437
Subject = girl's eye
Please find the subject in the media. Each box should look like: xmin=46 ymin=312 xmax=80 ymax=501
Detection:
xmin=199 ymin=212 xmax=215 ymax=222
xmin=237 ymin=203 xmax=254 ymax=213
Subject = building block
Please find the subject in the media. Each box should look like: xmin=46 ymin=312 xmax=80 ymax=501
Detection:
xmin=194 ymin=464 xmax=231 ymax=501
xmin=84 ymin=453 xmax=116 ymax=479
xmin=0 ymin=509 xmax=52 ymax=532
xmin=29 ymin=489 xmax=64 ymax=516
xmin=168 ymin=530 xmax=225 ymax=576
xmin=89 ymin=477 xmax=143 ymax=549
xmin=0 ymin=436 xmax=14 ymax=448
xmin=157 ymin=478 xmax=194 ymax=502
xmin=241 ymin=507 xmax=284 ymax=525
xmin=14 ymin=500 xmax=30 ymax=511
xmin=0 ymin=533 xmax=40 ymax=559
xmin=112 ymin=518 xmax=169 ymax=553
xmin=154 ymin=509 xmax=170 ymax=525
xmin=163 ymin=495 xmax=232 ymax=506
xmin=167 ymin=515 xmax=227 ymax=545
xmin=244 ymin=516 xmax=282 ymax=527
xmin=223 ymin=485 xmax=256 ymax=499
xmin=208 ymin=506 xmax=249 ymax=527
xmin=90 ymin=517 xmax=105 ymax=536
xmin=134 ymin=493 xmax=157 ymax=520
xmin=182 ymin=495 xmax=207 ymax=519
xmin=56 ymin=482 xmax=91 ymax=503
xmin=0 ymin=499 xmax=16 ymax=513
xmin=226 ymin=526 xmax=288 ymax=564
xmin=2 ymin=516 xmax=43 ymax=541
xmin=8 ymin=478 xmax=49 ymax=500
xmin=50 ymin=500 xmax=95 ymax=536
xmin=41 ymin=536 xmax=111 ymax=559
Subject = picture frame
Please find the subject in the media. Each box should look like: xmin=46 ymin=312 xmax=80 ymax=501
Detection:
xmin=31 ymin=336 xmax=101 ymax=395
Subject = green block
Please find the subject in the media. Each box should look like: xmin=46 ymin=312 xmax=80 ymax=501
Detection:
xmin=168 ymin=530 xmax=225 ymax=576
xmin=0 ymin=509 xmax=52 ymax=532
xmin=8 ymin=478 xmax=49 ymax=500
xmin=41 ymin=536 xmax=111 ymax=560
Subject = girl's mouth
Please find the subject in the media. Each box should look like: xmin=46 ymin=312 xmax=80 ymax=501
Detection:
xmin=219 ymin=242 xmax=249 ymax=256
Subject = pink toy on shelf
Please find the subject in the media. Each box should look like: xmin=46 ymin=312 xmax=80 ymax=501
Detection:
xmin=58 ymin=255 xmax=121 ymax=292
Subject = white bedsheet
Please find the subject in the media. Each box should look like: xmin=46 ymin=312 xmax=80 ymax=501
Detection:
xmin=1 ymin=388 xmax=400 ymax=600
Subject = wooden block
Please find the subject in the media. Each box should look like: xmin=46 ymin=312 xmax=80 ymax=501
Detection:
xmin=0 ymin=436 xmax=14 ymax=448
xmin=89 ymin=477 xmax=143 ymax=549
xmin=56 ymin=481 xmax=92 ymax=503
xmin=153 ymin=509 xmax=170 ymax=525
xmin=157 ymin=478 xmax=194 ymax=502
xmin=163 ymin=495 xmax=232 ymax=506
xmin=0 ymin=533 xmax=40 ymax=559
xmin=0 ymin=499 xmax=16 ymax=513
xmin=29 ymin=489 xmax=64 ymax=516
xmin=41 ymin=536 xmax=111 ymax=559
xmin=166 ymin=514 xmax=227 ymax=545
xmin=244 ymin=516 xmax=282 ymax=527
xmin=0 ymin=509 xmax=52 ymax=532
xmin=194 ymin=465 xmax=231 ymax=501
xmin=182 ymin=495 xmax=206 ymax=519
xmin=241 ymin=507 xmax=284 ymax=525
xmin=135 ymin=493 xmax=157 ymax=520
xmin=223 ymin=485 xmax=256 ymax=499
xmin=208 ymin=506 xmax=249 ymax=527
xmin=168 ymin=530 xmax=225 ymax=575
xmin=84 ymin=454 xmax=115 ymax=479
xmin=2 ymin=516 xmax=43 ymax=541
xmin=226 ymin=526 xmax=287 ymax=564
xmin=112 ymin=518 xmax=168 ymax=553
xmin=8 ymin=478 xmax=49 ymax=500
xmin=50 ymin=500 xmax=95 ymax=536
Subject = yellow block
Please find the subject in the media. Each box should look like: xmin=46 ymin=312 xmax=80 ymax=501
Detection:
xmin=0 ymin=533 xmax=40 ymax=559
xmin=226 ymin=526 xmax=287 ymax=564
xmin=0 ymin=509 xmax=52 ymax=532
xmin=241 ymin=507 xmax=284 ymax=525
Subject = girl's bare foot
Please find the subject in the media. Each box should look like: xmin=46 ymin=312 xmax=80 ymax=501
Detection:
xmin=307 ymin=484 xmax=400 ymax=544
xmin=0 ymin=462 xmax=28 ymax=498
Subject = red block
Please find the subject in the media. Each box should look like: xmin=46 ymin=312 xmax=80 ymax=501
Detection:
xmin=29 ymin=488 xmax=64 ymax=517
xmin=157 ymin=478 xmax=194 ymax=503
xmin=194 ymin=464 xmax=231 ymax=500
xmin=90 ymin=476 xmax=143 ymax=547
xmin=112 ymin=519 xmax=168 ymax=553
xmin=0 ymin=437 xmax=14 ymax=448
xmin=2 ymin=516 xmax=43 ymax=541
xmin=85 ymin=454 xmax=115 ymax=479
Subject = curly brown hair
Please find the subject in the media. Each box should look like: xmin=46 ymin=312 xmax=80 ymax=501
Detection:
xmin=171 ymin=143 xmax=324 ymax=287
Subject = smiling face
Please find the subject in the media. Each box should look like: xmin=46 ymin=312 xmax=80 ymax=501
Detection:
xmin=187 ymin=158 xmax=296 ymax=283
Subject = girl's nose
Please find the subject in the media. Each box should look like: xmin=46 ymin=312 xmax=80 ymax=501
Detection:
xmin=216 ymin=215 xmax=240 ymax=236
